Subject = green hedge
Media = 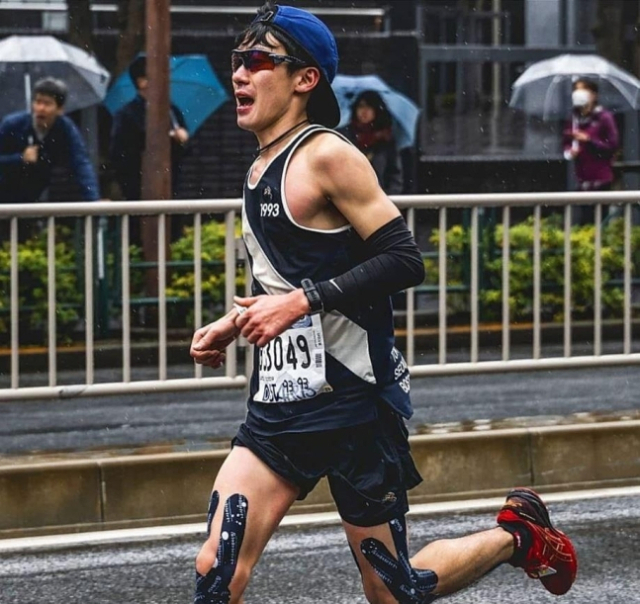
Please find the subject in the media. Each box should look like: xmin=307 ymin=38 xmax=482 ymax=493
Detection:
xmin=4 ymin=214 xmax=635 ymax=344
xmin=0 ymin=226 xmax=82 ymax=343
xmin=163 ymin=217 xmax=245 ymax=326
xmin=0 ymin=218 xmax=245 ymax=343
xmin=425 ymin=215 xmax=640 ymax=321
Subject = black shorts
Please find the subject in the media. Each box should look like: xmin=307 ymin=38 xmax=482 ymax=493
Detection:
xmin=232 ymin=402 xmax=422 ymax=527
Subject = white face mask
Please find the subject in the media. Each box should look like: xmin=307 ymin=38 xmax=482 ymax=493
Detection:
xmin=572 ymin=89 xmax=592 ymax=108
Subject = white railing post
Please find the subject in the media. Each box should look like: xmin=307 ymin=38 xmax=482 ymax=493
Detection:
xmin=47 ymin=216 xmax=57 ymax=387
xmin=158 ymin=214 xmax=168 ymax=381
xmin=624 ymin=203 xmax=632 ymax=355
xmin=194 ymin=213 xmax=203 ymax=379
xmin=84 ymin=215 xmax=94 ymax=385
xmin=594 ymin=203 xmax=602 ymax=356
xmin=121 ymin=215 xmax=131 ymax=383
xmin=406 ymin=207 xmax=416 ymax=367
xmin=470 ymin=206 xmax=479 ymax=363
xmin=438 ymin=206 xmax=447 ymax=365
xmin=501 ymin=205 xmax=510 ymax=361
xmin=533 ymin=205 xmax=541 ymax=360
xmin=564 ymin=205 xmax=572 ymax=357
xmin=10 ymin=217 xmax=19 ymax=389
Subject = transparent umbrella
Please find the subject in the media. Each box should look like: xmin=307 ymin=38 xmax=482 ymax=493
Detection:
xmin=509 ymin=54 xmax=640 ymax=120
xmin=0 ymin=35 xmax=110 ymax=114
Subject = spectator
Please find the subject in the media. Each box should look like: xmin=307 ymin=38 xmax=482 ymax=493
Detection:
xmin=0 ymin=77 xmax=100 ymax=203
xmin=109 ymin=55 xmax=190 ymax=202
xmin=563 ymin=77 xmax=619 ymax=192
xmin=339 ymin=90 xmax=404 ymax=194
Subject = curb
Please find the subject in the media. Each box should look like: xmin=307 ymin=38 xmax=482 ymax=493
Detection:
xmin=1 ymin=420 xmax=639 ymax=539
xmin=3 ymin=485 xmax=640 ymax=554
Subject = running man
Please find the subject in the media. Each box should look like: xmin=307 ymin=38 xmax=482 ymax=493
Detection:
xmin=190 ymin=4 xmax=577 ymax=603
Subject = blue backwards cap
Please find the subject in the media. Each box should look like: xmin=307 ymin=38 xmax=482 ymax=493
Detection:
xmin=254 ymin=4 xmax=340 ymax=128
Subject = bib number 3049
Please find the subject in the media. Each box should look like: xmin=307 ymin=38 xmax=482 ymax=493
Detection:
xmin=255 ymin=314 xmax=331 ymax=403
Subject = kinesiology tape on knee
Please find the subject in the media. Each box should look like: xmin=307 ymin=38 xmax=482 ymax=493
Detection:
xmin=361 ymin=516 xmax=438 ymax=604
xmin=315 ymin=216 xmax=425 ymax=313
xmin=194 ymin=493 xmax=249 ymax=604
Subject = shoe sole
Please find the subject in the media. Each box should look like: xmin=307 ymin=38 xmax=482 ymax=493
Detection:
xmin=504 ymin=487 xmax=553 ymax=528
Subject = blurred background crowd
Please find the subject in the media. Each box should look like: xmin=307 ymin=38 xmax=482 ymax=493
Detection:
xmin=0 ymin=0 xmax=638 ymax=207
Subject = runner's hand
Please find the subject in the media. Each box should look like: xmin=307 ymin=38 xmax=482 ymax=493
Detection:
xmin=190 ymin=314 xmax=240 ymax=368
xmin=234 ymin=290 xmax=310 ymax=348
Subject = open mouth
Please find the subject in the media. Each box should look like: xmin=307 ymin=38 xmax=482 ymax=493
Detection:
xmin=236 ymin=94 xmax=254 ymax=108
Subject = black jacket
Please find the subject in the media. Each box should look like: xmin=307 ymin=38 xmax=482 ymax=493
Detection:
xmin=109 ymin=95 xmax=188 ymax=200
xmin=0 ymin=111 xmax=100 ymax=202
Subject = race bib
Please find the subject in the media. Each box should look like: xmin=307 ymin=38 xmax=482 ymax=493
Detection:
xmin=254 ymin=314 xmax=332 ymax=403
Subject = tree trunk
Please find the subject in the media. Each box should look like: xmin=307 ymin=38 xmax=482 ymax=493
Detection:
xmin=115 ymin=0 xmax=146 ymax=76
xmin=67 ymin=0 xmax=94 ymax=54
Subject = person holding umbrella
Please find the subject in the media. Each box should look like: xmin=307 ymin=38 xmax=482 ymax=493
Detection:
xmin=563 ymin=77 xmax=619 ymax=193
xmin=339 ymin=89 xmax=404 ymax=194
xmin=109 ymin=55 xmax=190 ymax=204
xmin=188 ymin=3 xmax=577 ymax=604
xmin=0 ymin=77 xmax=100 ymax=203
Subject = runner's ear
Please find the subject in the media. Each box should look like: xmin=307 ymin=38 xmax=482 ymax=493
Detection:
xmin=295 ymin=66 xmax=321 ymax=95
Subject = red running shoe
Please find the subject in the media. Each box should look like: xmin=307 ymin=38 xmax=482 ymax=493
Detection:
xmin=497 ymin=488 xmax=577 ymax=595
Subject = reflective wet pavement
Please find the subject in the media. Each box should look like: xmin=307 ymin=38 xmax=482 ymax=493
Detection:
xmin=0 ymin=364 xmax=638 ymax=461
xmin=0 ymin=493 xmax=637 ymax=604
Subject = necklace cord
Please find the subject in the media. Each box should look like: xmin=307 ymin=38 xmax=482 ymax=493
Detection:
xmin=256 ymin=119 xmax=310 ymax=155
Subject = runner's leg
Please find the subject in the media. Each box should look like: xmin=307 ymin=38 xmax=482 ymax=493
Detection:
xmin=344 ymin=519 xmax=513 ymax=603
xmin=343 ymin=520 xmax=407 ymax=604
xmin=194 ymin=445 xmax=299 ymax=604
xmin=408 ymin=527 xmax=513 ymax=594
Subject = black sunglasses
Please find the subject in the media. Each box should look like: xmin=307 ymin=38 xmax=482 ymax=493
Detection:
xmin=231 ymin=49 xmax=307 ymax=73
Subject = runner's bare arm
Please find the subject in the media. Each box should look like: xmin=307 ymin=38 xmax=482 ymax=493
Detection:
xmin=311 ymin=133 xmax=401 ymax=239
xmin=309 ymin=134 xmax=425 ymax=312
xmin=191 ymin=309 xmax=243 ymax=368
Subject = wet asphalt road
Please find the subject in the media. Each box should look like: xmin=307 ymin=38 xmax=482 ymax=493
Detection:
xmin=0 ymin=364 xmax=638 ymax=457
xmin=0 ymin=493 xmax=637 ymax=604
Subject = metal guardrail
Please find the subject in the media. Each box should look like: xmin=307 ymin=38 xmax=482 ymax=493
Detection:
xmin=0 ymin=190 xmax=639 ymax=401
xmin=0 ymin=2 xmax=388 ymax=17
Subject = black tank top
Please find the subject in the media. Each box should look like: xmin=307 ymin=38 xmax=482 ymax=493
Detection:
xmin=242 ymin=125 xmax=412 ymax=434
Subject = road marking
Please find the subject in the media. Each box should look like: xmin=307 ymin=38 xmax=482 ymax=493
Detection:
xmin=1 ymin=485 xmax=639 ymax=554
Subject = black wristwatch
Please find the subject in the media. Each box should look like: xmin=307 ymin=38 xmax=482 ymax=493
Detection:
xmin=300 ymin=278 xmax=324 ymax=315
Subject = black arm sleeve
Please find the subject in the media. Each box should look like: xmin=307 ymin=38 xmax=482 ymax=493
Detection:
xmin=315 ymin=216 xmax=425 ymax=313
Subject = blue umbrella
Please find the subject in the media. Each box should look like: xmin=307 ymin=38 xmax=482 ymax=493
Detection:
xmin=103 ymin=55 xmax=229 ymax=134
xmin=332 ymin=74 xmax=420 ymax=150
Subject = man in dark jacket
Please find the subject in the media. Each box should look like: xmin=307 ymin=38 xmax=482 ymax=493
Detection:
xmin=109 ymin=55 xmax=189 ymax=201
xmin=0 ymin=77 xmax=100 ymax=203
